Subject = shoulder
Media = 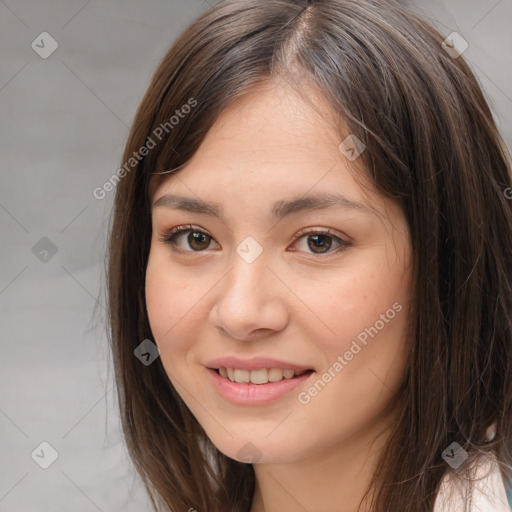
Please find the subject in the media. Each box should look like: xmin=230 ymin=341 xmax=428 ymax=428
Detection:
xmin=434 ymin=452 xmax=511 ymax=512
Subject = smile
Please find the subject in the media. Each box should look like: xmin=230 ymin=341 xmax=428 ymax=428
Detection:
xmin=207 ymin=367 xmax=315 ymax=405
xmin=216 ymin=367 xmax=311 ymax=384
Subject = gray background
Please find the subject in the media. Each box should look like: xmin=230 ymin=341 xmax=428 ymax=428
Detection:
xmin=1 ymin=1 xmax=511 ymax=511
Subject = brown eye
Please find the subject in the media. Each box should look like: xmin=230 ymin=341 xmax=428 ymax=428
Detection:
xmin=186 ymin=231 xmax=211 ymax=250
xmin=160 ymin=225 xmax=219 ymax=252
xmin=306 ymin=233 xmax=333 ymax=253
xmin=290 ymin=228 xmax=351 ymax=257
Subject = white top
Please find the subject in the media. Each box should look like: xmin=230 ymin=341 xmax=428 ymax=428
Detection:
xmin=433 ymin=455 xmax=510 ymax=511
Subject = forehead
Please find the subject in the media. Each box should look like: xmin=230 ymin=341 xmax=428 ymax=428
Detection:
xmin=198 ymin=80 xmax=342 ymax=155
xmin=149 ymin=80 xmax=374 ymax=202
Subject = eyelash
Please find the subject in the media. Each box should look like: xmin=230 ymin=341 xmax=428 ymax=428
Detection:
xmin=157 ymin=224 xmax=351 ymax=258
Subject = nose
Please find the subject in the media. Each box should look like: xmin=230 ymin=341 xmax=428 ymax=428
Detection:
xmin=209 ymin=250 xmax=289 ymax=342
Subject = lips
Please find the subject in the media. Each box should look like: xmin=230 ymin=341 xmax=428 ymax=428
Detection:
xmin=206 ymin=366 xmax=315 ymax=405
xmin=204 ymin=356 xmax=315 ymax=404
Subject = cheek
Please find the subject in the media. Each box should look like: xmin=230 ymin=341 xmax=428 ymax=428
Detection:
xmin=314 ymin=251 xmax=411 ymax=393
xmin=299 ymin=285 xmax=409 ymax=441
xmin=145 ymin=254 xmax=195 ymax=352
xmin=317 ymin=269 xmax=406 ymax=350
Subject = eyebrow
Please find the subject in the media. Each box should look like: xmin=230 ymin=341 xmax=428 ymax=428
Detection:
xmin=152 ymin=191 xmax=376 ymax=221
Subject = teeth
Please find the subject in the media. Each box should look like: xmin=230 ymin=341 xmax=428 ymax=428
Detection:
xmin=250 ymin=369 xmax=268 ymax=384
xmin=218 ymin=367 xmax=309 ymax=384
xmin=234 ymin=369 xmax=250 ymax=383
xmin=268 ymin=368 xmax=284 ymax=382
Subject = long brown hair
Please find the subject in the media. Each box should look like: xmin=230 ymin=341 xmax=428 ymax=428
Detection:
xmin=105 ymin=0 xmax=512 ymax=510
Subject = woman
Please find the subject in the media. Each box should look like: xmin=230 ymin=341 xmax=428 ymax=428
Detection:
xmin=106 ymin=0 xmax=512 ymax=510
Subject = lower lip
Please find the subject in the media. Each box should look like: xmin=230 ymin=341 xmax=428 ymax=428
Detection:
xmin=206 ymin=368 xmax=314 ymax=405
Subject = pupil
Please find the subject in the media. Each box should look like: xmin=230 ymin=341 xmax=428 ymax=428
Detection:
xmin=308 ymin=234 xmax=332 ymax=253
xmin=188 ymin=231 xmax=209 ymax=250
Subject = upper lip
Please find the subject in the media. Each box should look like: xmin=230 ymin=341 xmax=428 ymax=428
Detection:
xmin=205 ymin=356 xmax=313 ymax=372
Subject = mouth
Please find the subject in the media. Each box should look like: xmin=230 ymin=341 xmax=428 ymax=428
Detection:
xmin=206 ymin=366 xmax=316 ymax=405
xmin=210 ymin=367 xmax=314 ymax=385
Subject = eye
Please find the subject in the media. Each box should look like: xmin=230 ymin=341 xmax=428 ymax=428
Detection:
xmin=158 ymin=224 xmax=219 ymax=252
xmin=158 ymin=225 xmax=351 ymax=256
xmin=289 ymin=227 xmax=351 ymax=257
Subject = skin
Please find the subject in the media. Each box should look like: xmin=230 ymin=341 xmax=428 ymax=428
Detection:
xmin=145 ymin=79 xmax=413 ymax=512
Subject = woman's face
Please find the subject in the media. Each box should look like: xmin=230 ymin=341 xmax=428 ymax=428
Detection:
xmin=145 ymin=80 xmax=412 ymax=464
